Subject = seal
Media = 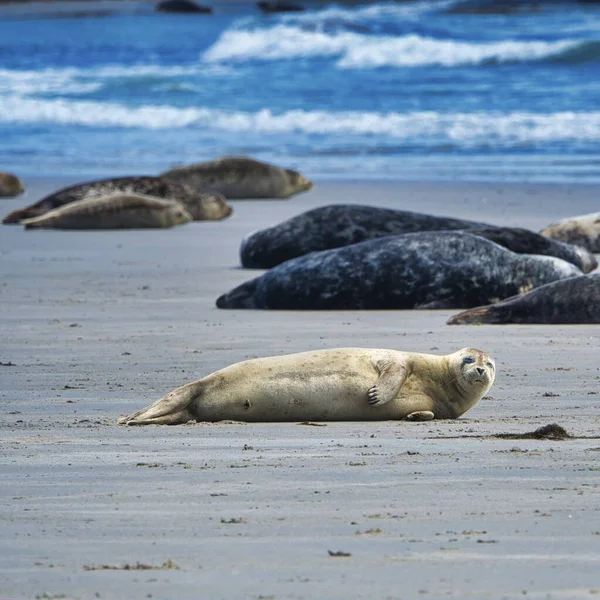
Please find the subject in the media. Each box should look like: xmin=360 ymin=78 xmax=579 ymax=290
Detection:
xmin=447 ymin=273 xmax=600 ymax=325
xmin=156 ymin=0 xmax=212 ymax=13
xmin=218 ymin=231 xmax=582 ymax=310
xmin=540 ymin=212 xmax=600 ymax=253
xmin=117 ymin=346 xmax=496 ymax=425
xmin=2 ymin=176 xmax=231 ymax=224
xmin=257 ymin=1 xmax=305 ymax=12
xmin=239 ymin=204 xmax=596 ymax=273
xmin=22 ymin=193 xmax=192 ymax=230
xmin=0 ymin=172 xmax=24 ymax=198
xmin=161 ymin=156 xmax=313 ymax=199
xmin=241 ymin=204 xmax=489 ymax=268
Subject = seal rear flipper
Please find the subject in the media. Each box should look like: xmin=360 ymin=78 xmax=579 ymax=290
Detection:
xmin=3 ymin=208 xmax=33 ymax=224
xmin=216 ymin=278 xmax=260 ymax=309
xmin=447 ymin=305 xmax=494 ymax=325
xmin=117 ymin=384 xmax=197 ymax=425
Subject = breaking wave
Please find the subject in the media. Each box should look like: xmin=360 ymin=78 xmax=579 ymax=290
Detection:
xmin=202 ymin=25 xmax=587 ymax=68
xmin=2 ymin=97 xmax=599 ymax=146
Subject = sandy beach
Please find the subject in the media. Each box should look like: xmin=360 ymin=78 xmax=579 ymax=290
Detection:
xmin=1 ymin=177 xmax=600 ymax=599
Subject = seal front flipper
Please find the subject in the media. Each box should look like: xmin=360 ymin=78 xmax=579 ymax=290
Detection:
xmin=405 ymin=410 xmax=435 ymax=421
xmin=118 ymin=383 xmax=197 ymax=425
xmin=367 ymin=359 xmax=408 ymax=406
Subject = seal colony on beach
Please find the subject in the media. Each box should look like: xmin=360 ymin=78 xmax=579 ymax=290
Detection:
xmin=0 ymin=172 xmax=24 ymax=198
xmin=161 ymin=157 xmax=313 ymax=199
xmin=22 ymin=194 xmax=192 ymax=230
xmin=118 ymin=347 xmax=496 ymax=425
xmin=218 ymin=231 xmax=582 ymax=310
xmin=2 ymin=176 xmax=232 ymax=224
xmin=541 ymin=212 xmax=600 ymax=253
xmin=239 ymin=204 xmax=596 ymax=272
xmin=448 ymin=273 xmax=600 ymax=325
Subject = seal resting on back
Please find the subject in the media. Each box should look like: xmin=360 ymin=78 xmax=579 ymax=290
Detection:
xmin=2 ymin=176 xmax=232 ymax=224
xmin=218 ymin=231 xmax=582 ymax=310
xmin=448 ymin=273 xmax=600 ymax=325
xmin=540 ymin=212 xmax=600 ymax=253
xmin=22 ymin=194 xmax=192 ymax=230
xmin=0 ymin=172 xmax=24 ymax=198
xmin=240 ymin=204 xmax=596 ymax=273
xmin=118 ymin=347 xmax=495 ymax=425
xmin=161 ymin=157 xmax=313 ymax=199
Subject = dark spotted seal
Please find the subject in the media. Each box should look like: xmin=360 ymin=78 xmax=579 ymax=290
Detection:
xmin=240 ymin=205 xmax=596 ymax=273
xmin=2 ymin=176 xmax=231 ymax=224
xmin=118 ymin=347 xmax=495 ymax=425
xmin=448 ymin=273 xmax=600 ymax=325
xmin=217 ymin=231 xmax=582 ymax=310
xmin=22 ymin=194 xmax=192 ymax=230
xmin=161 ymin=156 xmax=313 ymax=199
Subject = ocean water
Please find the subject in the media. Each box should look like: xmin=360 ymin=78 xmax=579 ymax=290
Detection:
xmin=0 ymin=0 xmax=599 ymax=182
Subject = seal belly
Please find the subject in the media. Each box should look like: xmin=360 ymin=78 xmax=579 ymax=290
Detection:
xmin=190 ymin=351 xmax=399 ymax=422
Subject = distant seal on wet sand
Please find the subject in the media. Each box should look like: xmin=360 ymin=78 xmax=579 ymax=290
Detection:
xmin=161 ymin=157 xmax=313 ymax=199
xmin=22 ymin=193 xmax=192 ymax=230
xmin=218 ymin=231 xmax=582 ymax=310
xmin=0 ymin=172 xmax=24 ymax=198
xmin=156 ymin=0 xmax=212 ymax=13
xmin=2 ymin=176 xmax=231 ymax=224
xmin=540 ymin=212 xmax=600 ymax=253
xmin=240 ymin=205 xmax=596 ymax=272
xmin=117 ymin=346 xmax=495 ymax=425
xmin=448 ymin=273 xmax=600 ymax=325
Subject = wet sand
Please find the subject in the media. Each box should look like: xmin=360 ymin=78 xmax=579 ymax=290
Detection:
xmin=1 ymin=178 xmax=599 ymax=599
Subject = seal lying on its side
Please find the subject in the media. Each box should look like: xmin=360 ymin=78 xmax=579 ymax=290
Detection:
xmin=2 ymin=176 xmax=231 ymax=224
xmin=540 ymin=212 xmax=600 ymax=253
xmin=118 ymin=347 xmax=496 ymax=425
xmin=0 ymin=172 xmax=24 ymax=198
xmin=448 ymin=273 xmax=600 ymax=325
xmin=161 ymin=156 xmax=313 ymax=199
xmin=240 ymin=205 xmax=596 ymax=273
xmin=218 ymin=232 xmax=582 ymax=310
xmin=22 ymin=194 xmax=192 ymax=230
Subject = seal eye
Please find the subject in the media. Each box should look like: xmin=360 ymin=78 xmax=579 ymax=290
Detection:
xmin=486 ymin=361 xmax=494 ymax=369
xmin=462 ymin=356 xmax=475 ymax=365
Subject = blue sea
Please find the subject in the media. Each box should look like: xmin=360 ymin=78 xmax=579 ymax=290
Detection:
xmin=0 ymin=0 xmax=599 ymax=182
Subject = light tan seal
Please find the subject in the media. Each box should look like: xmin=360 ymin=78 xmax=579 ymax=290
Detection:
xmin=22 ymin=193 xmax=192 ymax=230
xmin=0 ymin=172 xmax=24 ymax=198
xmin=118 ymin=347 xmax=495 ymax=425
xmin=161 ymin=156 xmax=313 ymax=199
xmin=540 ymin=212 xmax=600 ymax=253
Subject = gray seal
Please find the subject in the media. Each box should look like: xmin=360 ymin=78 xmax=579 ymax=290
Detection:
xmin=22 ymin=193 xmax=192 ymax=230
xmin=117 ymin=347 xmax=495 ymax=425
xmin=217 ymin=231 xmax=582 ymax=310
xmin=2 ymin=176 xmax=231 ymax=224
xmin=240 ymin=204 xmax=596 ymax=273
xmin=0 ymin=172 xmax=24 ymax=198
xmin=447 ymin=273 xmax=600 ymax=325
xmin=540 ymin=212 xmax=600 ymax=253
xmin=161 ymin=156 xmax=313 ymax=199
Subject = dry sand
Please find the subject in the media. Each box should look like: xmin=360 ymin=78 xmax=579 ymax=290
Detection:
xmin=1 ymin=177 xmax=599 ymax=599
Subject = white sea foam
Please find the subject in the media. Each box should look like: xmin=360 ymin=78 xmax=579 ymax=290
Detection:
xmin=0 ymin=63 xmax=230 ymax=96
xmin=202 ymin=25 xmax=579 ymax=68
xmin=2 ymin=97 xmax=600 ymax=146
xmin=281 ymin=0 xmax=458 ymax=25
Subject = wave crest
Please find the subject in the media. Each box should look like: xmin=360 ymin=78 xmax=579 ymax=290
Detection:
xmin=202 ymin=25 xmax=582 ymax=68
xmin=2 ymin=97 xmax=599 ymax=146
